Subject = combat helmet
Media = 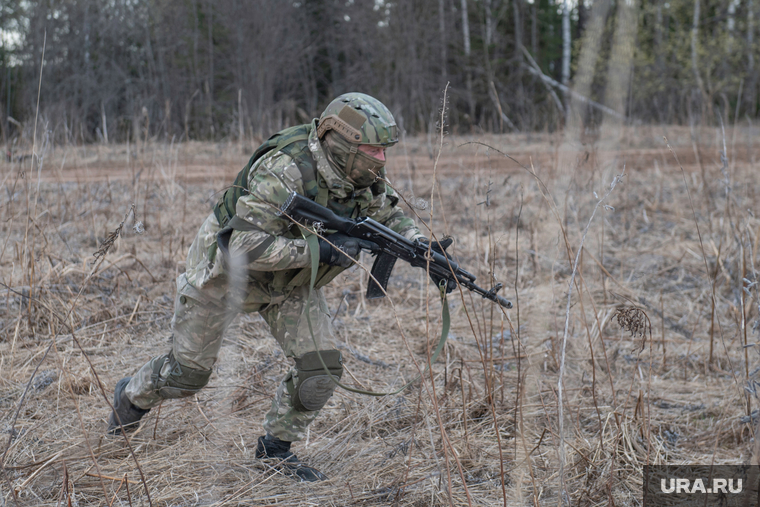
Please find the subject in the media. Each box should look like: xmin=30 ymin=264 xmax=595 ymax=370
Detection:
xmin=317 ymin=93 xmax=398 ymax=147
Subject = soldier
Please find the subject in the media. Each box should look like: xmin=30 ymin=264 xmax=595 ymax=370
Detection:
xmin=107 ymin=93 xmax=436 ymax=482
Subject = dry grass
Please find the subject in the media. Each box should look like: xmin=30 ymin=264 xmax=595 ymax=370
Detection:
xmin=1 ymin=124 xmax=759 ymax=506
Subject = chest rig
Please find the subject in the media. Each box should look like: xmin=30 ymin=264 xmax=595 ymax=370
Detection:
xmin=212 ymin=123 xmax=385 ymax=290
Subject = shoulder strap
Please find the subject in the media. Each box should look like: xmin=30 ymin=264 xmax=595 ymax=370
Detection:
xmin=280 ymin=134 xmax=320 ymax=201
xmin=213 ymin=124 xmax=313 ymax=228
xmin=315 ymin=172 xmax=329 ymax=207
xmin=215 ymin=216 xmax=276 ymax=268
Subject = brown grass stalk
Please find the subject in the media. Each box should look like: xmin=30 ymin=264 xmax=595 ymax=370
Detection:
xmin=0 ymin=205 xmax=153 ymax=506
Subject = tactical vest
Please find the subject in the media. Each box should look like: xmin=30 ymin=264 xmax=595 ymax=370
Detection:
xmin=212 ymin=123 xmax=386 ymax=290
xmin=214 ymin=124 xmax=323 ymax=227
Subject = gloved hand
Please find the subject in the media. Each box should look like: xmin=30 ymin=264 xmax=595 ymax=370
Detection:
xmin=418 ymin=236 xmax=456 ymax=294
xmin=318 ymin=233 xmax=377 ymax=268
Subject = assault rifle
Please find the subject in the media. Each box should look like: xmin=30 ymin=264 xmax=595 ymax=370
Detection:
xmin=281 ymin=192 xmax=513 ymax=309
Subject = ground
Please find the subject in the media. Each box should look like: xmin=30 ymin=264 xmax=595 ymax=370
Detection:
xmin=0 ymin=125 xmax=757 ymax=506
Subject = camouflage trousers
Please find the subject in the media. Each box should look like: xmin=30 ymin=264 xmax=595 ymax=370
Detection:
xmin=124 ymin=272 xmax=336 ymax=442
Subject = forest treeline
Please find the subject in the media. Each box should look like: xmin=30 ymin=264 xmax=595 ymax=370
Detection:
xmin=0 ymin=0 xmax=756 ymax=145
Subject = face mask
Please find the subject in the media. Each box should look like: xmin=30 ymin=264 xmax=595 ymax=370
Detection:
xmin=323 ymin=132 xmax=385 ymax=188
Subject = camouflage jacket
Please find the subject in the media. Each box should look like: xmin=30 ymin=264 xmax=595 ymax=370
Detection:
xmin=186 ymin=121 xmax=423 ymax=292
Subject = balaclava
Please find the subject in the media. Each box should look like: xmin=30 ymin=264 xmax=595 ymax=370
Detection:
xmin=322 ymin=131 xmax=385 ymax=188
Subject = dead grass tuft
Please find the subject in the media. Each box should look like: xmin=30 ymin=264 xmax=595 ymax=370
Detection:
xmin=615 ymin=307 xmax=650 ymax=339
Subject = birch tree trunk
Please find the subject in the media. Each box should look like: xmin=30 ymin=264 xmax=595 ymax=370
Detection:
xmin=191 ymin=0 xmax=200 ymax=139
xmin=439 ymin=0 xmax=447 ymax=79
xmin=512 ymin=0 xmax=524 ymax=123
xmin=513 ymin=0 xmax=522 ymax=66
xmin=1 ymin=8 xmax=5 ymax=146
xmin=206 ymin=0 xmax=215 ymax=137
xmin=603 ymin=0 xmax=639 ymax=142
xmin=531 ymin=2 xmax=538 ymax=58
xmin=461 ymin=0 xmax=470 ymax=61
xmin=565 ymin=0 xmax=611 ymax=138
xmin=750 ymin=0 xmax=755 ymax=71
xmin=725 ymin=0 xmax=738 ymax=86
xmin=462 ymin=0 xmax=476 ymax=121
xmin=561 ymin=0 xmax=571 ymax=87
xmin=485 ymin=0 xmax=493 ymax=47
xmin=482 ymin=0 xmax=512 ymax=131
xmin=655 ymin=0 xmax=664 ymax=72
xmin=749 ymin=0 xmax=756 ymax=112
xmin=690 ymin=0 xmax=706 ymax=119
xmin=238 ymin=88 xmax=244 ymax=144
xmin=101 ymin=101 xmax=108 ymax=144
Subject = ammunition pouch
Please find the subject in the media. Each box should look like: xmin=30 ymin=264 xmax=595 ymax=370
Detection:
xmin=287 ymin=350 xmax=343 ymax=412
xmin=151 ymin=352 xmax=213 ymax=400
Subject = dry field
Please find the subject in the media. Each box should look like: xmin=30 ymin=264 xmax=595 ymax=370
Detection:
xmin=1 ymin=125 xmax=758 ymax=506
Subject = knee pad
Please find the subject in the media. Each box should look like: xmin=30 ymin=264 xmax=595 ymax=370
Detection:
xmin=151 ymin=352 xmax=212 ymax=400
xmin=288 ymin=350 xmax=343 ymax=412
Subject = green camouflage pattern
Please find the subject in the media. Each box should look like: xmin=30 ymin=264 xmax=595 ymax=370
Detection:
xmin=123 ymin=121 xmax=422 ymax=439
xmin=125 ymin=272 xmax=244 ymax=408
xmin=320 ymin=93 xmax=398 ymax=146
xmin=125 ymin=275 xmax=334 ymax=444
xmin=260 ymin=285 xmax=335 ymax=441
xmin=213 ymin=124 xmax=314 ymax=229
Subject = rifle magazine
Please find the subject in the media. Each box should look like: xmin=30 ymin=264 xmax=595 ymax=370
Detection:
xmin=366 ymin=253 xmax=397 ymax=299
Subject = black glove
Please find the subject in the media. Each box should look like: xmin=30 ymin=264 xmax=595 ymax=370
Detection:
xmin=418 ymin=237 xmax=456 ymax=294
xmin=318 ymin=233 xmax=377 ymax=268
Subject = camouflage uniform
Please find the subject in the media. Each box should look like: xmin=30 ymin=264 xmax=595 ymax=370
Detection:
xmin=124 ymin=122 xmax=422 ymax=442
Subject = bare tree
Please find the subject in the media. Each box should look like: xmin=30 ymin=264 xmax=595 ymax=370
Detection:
xmin=7 ymin=0 xmax=759 ymax=143
xmin=439 ymin=0 xmax=447 ymax=79
xmin=690 ymin=0 xmax=711 ymax=122
xmin=206 ymin=0 xmax=215 ymax=137
xmin=749 ymin=0 xmax=757 ymax=113
xmin=562 ymin=0 xmax=571 ymax=90
xmin=728 ymin=0 xmax=738 ymax=53
xmin=565 ymin=0 xmax=611 ymax=138
xmin=462 ymin=0 xmax=475 ymax=122
xmin=602 ymin=0 xmax=639 ymax=144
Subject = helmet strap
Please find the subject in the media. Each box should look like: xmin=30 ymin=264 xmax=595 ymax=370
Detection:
xmin=345 ymin=145 xmax=358 ymax=174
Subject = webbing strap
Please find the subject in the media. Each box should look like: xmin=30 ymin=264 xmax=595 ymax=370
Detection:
xmin=345 ymin=146 xmax=358 ymax=174
xmin=226 ymin=215 xmax=270 ymax=232
xmin=315 ymin=173 xmax=329 ymax=207
xmin=302 ymin=232 xmax=450 ymax=397
xmin=217 ymin=216 xmax=276 ymax=267
xmin=274 ymin=132 xmax=309 ymax=153
xmin=215 ymin=129 xmax=312 ymax=229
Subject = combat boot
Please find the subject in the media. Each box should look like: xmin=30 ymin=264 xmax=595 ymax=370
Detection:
xmin=255 ymin=434 xmax=327 ymax=482
xmin=107 ymin=377 xmax=150 ymax=435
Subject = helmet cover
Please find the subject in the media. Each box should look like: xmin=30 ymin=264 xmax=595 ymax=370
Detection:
xmin=318 ymin=93 xmax=398 ymax=147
